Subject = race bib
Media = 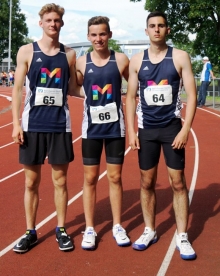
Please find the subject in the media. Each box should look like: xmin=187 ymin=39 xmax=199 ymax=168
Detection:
xmin=144 ymin=85 xmax=172 ymax=106
xmin=90 ymin=102 xmax=118 ymax=124
xmin=35 ymin=87 xmax=63 ymax=106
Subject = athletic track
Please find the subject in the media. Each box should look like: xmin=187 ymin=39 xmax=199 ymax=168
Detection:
xmin=0 ymin=86 xmax=219 ymax=276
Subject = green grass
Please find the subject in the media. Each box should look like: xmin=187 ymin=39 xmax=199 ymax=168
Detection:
xmin=181 ymin=93 xmax=220 ymax=103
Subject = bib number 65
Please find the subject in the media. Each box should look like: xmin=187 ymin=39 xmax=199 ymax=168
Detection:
xmin=43 ymin=96 xmax=55 ymax=105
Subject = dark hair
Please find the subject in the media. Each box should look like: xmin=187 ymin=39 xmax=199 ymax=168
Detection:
xmin=88 ymin=16 xmax=110 ymax=34
xmin=146 ymin=11 xmax=168 ymax=27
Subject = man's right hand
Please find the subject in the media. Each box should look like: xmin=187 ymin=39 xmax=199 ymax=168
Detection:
xmin=12 ymin=125 xmax=24 ymax=145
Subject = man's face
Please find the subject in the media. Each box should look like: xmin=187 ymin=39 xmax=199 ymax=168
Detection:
xmin=145 ymin=16 xmax=170 ymax=42
xmin=87 ymin=24 xmax=112 ymax=51
xmin=39 ymin=12 xmax=63 ymax=37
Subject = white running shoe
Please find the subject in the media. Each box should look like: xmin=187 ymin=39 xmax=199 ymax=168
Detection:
xmin=132 ymin=227 xmax=157 ymax=251
xmin=176 ymin=232 xmax=196 ymax=260
xmin=112 ymin=224 xmax=131 ymax=246
xmin=81 ymin=227 xmax=97 ymax=250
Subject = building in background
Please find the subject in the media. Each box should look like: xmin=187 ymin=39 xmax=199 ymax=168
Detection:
xmin=67 ymin=39 xmax=173 ymax=58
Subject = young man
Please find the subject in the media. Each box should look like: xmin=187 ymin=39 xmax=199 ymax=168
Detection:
xmin=12 ymin=3 xmax=76 ymax=253
xmin=126 ymin=11 xmax=197 ymax=260
xmin=197 ymin=56 xmax=216 ymax=107
xmin=70 ymin=16 xmax=130 ymax=250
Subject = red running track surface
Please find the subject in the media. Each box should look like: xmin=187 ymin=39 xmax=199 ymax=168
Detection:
xmin=0 ymin=87 xmax=220 ymax=276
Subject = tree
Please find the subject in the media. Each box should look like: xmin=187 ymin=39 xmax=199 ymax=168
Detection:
xmin=130 ymin=0 xmax=220 ymax=70
xmin=87 ymin=39 xmax=123 ymax=53
xmin=0 ymin=0 xmax=28 ymax=65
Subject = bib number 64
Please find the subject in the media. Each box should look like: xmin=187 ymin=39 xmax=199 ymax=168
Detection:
xmin=152 ymin=94 xmax=165 ymax=103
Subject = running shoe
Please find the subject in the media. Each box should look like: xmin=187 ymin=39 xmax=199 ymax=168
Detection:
xmin=13 ymin=230 xmax=38 ymax=253
xmin=56 ymin=227 xmax=74 ymax=251
xmin=132 ymin=227 xmax=157 ymax=251
xmin=112 ymin=224 xmax=131 ymax=246
xmin=176 ymin=232 xmax=196 ymax=260
xmin=81 ymin=227 xmax=97 ymax=250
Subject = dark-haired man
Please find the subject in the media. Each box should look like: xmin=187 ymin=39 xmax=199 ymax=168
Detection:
xmin=126 ymin=11 xmax=197 ymax=260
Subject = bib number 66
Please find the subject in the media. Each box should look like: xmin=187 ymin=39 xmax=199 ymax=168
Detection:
xmin=99 ymin=112 xmax=111 ymax=121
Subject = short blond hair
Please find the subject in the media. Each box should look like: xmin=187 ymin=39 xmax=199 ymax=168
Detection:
xmin=38 ymin=3 xmax=65 ymax=19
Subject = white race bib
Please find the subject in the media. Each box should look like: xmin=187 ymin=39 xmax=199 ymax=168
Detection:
xmin=144 ymin=85 xmax=172 ymax=106
xmin=35 ymin=87 xmax=63 ymax=106
xmin=90 ymin=102 xmax=118 ymax=124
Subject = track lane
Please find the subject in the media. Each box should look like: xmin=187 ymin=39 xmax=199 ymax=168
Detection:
xmin=0 ymin=92 xmax=220 ymax=275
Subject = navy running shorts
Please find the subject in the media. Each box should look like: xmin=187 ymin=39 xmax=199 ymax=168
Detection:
xmin=19 ymin=132 xmax=74 ymax=165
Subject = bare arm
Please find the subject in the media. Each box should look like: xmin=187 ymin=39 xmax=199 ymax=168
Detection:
xmin=66 ymin=47 xmax=85 ymax=98
xmin=115 ymin=52 xmax=129 ymax=81
xmin=12 ymin=44 xmax=31 ymax=144
xmin=172 ymin=50 xmax=197 ymax=149
xmin=210 ymin=69 xmax=216 ymax=79
xmin=126 ymin=54 xmax=141 ymax=150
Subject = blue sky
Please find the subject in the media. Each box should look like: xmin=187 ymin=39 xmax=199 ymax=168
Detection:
xmin=20 ymin=0 xmax=150 ymax=44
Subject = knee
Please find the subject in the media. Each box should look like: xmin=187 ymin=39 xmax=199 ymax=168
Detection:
xmin=171 ymin=178 xmax=186 ymax=193
xmin=107 ymin=171 xmax=121 ymax=185
xmin=140 ymin=175 xmax=154 ymax=191
xmin=53 ymin=175 xmax=67 ymax=189
xmin=84 ymin=173 xmax=99 ymax=186
xmin=25 ymin=178 xmax=40 ymax=191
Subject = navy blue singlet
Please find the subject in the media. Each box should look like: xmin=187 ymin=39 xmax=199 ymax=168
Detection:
xmin=137 ymin=46 xmax=183 ymax=129
xmin=82 ymin=50 xmax=125 ymax=139
xmin=22 ymin=42 xmax=71 ymax=132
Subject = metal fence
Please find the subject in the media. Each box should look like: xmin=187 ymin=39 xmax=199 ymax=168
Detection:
xmin=194 ymin=77 xmax=220 ymax=109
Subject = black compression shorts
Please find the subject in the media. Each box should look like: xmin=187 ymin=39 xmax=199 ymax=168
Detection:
xmin=82 ymin=137 xmax=125 ymax=165
xmin=138 ymin=119 xmax=185 ymax=170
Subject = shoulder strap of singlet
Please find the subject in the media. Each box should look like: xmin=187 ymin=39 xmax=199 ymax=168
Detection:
xmin=86 ymin=50 xmax=116 ymax=64
xmin=165 ymin=46 xmax=172 ymax=59
xmin=143 ymin=49 xmax=149 ymax=61
xmin=33 ymin=41 xmax=41 ymax=52
xmin=86 ymin=52 xmax=92 ymax=64
xmin=32 ymin=42 xmax=66 ymax=54
xmin=59 ymin=43 xmax=66 ymax=54
xmin=109 ymin=50 xmax=116 ymax=61
xmin=143 ymin=46 xmax=173 ymax=61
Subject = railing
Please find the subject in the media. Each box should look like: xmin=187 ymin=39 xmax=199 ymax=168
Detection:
xmin=194 ymin=77 xmax=220 ymax=109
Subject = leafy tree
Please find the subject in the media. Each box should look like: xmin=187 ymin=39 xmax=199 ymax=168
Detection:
xmin=23 ymin=37 xmax=34 ymax=45
xmin=0 ymin=0 xmax=28 ymax=64
xmin=130 ymin=0 xmax=220 ymax=71
xmin=191 ymin=60 xmax=203 ymax=77
xmin=87 ymin=39 xmax=123 ymax=53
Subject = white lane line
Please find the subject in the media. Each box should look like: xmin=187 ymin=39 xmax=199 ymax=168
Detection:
xmin=0 ymin=191 xmax=83 ymax=257
xmin=0 ymin=122 xmax=13 ymax=128
xmin=0 ymin=94 xmax=12 ymax=101
xmin=0 ymin=136 xmax=82 ymax=183
xmin=157 ymin=126 xmax=199 ymax=276
xmin=0 ymin=143 xmax=132 ymax=257
xmin=0 ymin=169 xmax=24 ymax=182
xmin=0 ymin=141 xmax=15 ymax=149
xmin=196 ymin=107 xmax=220 ymax=117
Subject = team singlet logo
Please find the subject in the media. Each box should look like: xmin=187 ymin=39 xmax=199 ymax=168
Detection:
xmin=41 ymin=68 xmax=61 ymax=84
xmin=147 ymin=79 xmax=168 ymax=86
xmin=92 ymin=84 xmax=112 ymax=100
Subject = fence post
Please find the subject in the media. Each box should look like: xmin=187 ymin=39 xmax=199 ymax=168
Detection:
xmin=212 ymin=79 xmax=215 ymax=109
